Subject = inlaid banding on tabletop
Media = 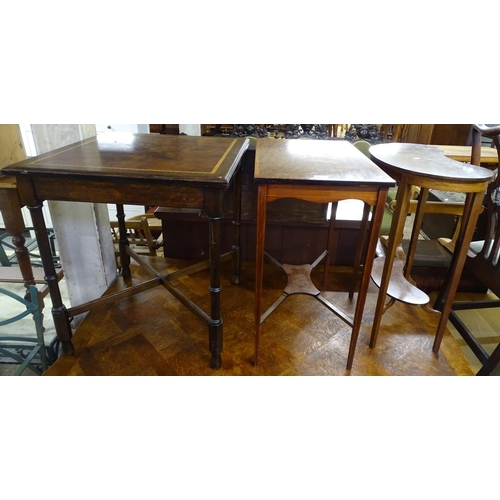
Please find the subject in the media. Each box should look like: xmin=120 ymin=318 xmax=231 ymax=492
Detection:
xmin=1 ymin=133 xmax=250 ymax=370
xmin=30 ymin=138 xmax=240 ymax=176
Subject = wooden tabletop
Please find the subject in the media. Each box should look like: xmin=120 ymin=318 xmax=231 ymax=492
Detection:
xmin=255 ymin=139 xmax=395 ymax=187
xmin=369 ymin=143 xmax=494 ymax=186
xmin=1 ymin=134 xmax=249 ymax=188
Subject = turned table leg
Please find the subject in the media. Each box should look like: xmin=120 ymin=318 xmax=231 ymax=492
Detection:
xmin=206 ymin=190 xmax=224 ymax=369
xmin=116 ymin=203 xmax=131 ymax=278
xmin=29 ymin=201 xmax=74 ymax=355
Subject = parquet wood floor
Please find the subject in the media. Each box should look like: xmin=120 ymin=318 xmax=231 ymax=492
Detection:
xmin=44 ymin=257 xmax=473 ymax=376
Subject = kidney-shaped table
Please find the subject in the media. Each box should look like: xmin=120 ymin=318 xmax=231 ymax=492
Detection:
xmin=368 ymin=143 xmax=494 ymax=354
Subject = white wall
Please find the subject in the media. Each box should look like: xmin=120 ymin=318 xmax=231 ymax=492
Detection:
xmin=30 ymin=124 xmax=117 ymax=313
xmin=96 ymin=124 xmax=150 ymax=134
xmin=178 ymin=124 xmax=201 ymax=136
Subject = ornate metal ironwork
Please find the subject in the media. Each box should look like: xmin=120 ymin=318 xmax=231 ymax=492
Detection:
xmin=0 ymin=284 xmax=49 ymax=375
xmin=492 ymin=182 xmax=500 ymax=206
xmin=284 ymin=124 xmax=330 ymax=140
xmin=344 ymin=124 xmax=383 ymax=145
xmin=231 ymin=124 xmax=269 ymax=138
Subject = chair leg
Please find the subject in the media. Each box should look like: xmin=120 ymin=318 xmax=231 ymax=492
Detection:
xmin=322 ymin=202 xmax=338 ymax=286
xmin=476 ymin=343 xmax=500 ymax=376
xmin=349 ymin=202 xmax=371 ymax=299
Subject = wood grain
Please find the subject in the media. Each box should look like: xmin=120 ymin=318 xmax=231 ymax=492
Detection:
xmin=44 ymin=258 xmax=473 ymax=376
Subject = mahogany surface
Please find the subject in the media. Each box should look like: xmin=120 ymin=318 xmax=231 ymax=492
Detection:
xmin=254 ymin=139 xmax=395 ymax=371
xmin=368 ymin=143 xmax=494 ymax=354
xmin=4 ymin=134 xmax=248 ymax=207
xmin=255 ymin=139 xmax=395 ymax=186
xmin=2 ymin=133 xmax=249 ymax=369
xmin=369 ymin=143 xmax=494 ymax=189
xmin=43 ymin=258 xmax=474 ymax=376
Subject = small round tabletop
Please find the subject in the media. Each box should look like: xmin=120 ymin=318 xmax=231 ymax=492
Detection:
xmin=369 ymin=143 xmax=494 ymax=189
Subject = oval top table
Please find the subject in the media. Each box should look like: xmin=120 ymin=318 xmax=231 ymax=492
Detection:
xmin=368 ymin=143 xmax=495 ymax=353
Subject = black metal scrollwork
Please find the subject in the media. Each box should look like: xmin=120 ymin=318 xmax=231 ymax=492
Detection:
xmin=231 ymin=125 xmax=269 ymax=138
xmin=284 ymin=124 xmax=330 ymax=140
xmin=344 ymin=124 xmax=383 ymax=145
xmin=229 ymin=124 xmax=333 ymax=140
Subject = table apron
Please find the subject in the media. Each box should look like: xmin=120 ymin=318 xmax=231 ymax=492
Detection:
xmin=383 ymin=170 xmax=491 ymax=194
xmin=264 ymin=183 xmax=387 ymax=205
xmin=17 ymin=175 xmax=209 ymax=209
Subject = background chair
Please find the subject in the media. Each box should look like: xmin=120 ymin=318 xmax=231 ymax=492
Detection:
xmin=436 ymin=124 xmax=500 ymax=375
xmin=0 ymin=226 xmax=64 ymax=311
xmin=0 ymin=227 xmax=59 ymax=268
xmin=110 ymin=215 xmax=163 ymax=267
xmin=124 ymin=213 xmax=164 ymax=246
xmin=0 ymin=284 xmax=48 ymax=375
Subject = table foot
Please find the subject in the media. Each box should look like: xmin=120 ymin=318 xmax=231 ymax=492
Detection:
xmin=231 ymin=242 xmax=241 ymax=285
xmin=52 ymin=304 xmax=75 ymax=356
xmin=209 ymin=321 xmax=223 ymax=369
xmin=210 ymin=354 xmax=222 ymax=369
xmin=121 ymin=265 xmax=131 ymax=279
xmin=61 ymin=341 xmax=75 ymax=356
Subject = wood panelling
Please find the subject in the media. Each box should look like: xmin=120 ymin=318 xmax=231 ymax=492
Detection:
xmin=398 ymin=124 xmax=471 ymax=146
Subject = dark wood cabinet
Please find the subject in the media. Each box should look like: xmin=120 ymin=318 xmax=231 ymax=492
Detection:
xmin=149 ymin=124 xmax=180 ymax=135
xmin=397 ymin=124 xmax=471 ymax=145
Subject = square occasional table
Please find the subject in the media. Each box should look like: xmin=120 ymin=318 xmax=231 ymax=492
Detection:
xmin=254 ymin=139 xmax=396 ymax=370
xmin=2 ymin=133 xmax=249 ymax=369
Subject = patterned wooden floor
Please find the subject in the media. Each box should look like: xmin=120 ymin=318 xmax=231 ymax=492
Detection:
xmin=44 ymin=256 xmax=474 ymax=376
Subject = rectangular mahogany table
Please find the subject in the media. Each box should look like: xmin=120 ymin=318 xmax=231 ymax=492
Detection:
xmin=2 ymin=133 xmax=249 ymax=369
xmin=253 ymin=139 xmax=396 ymax=370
